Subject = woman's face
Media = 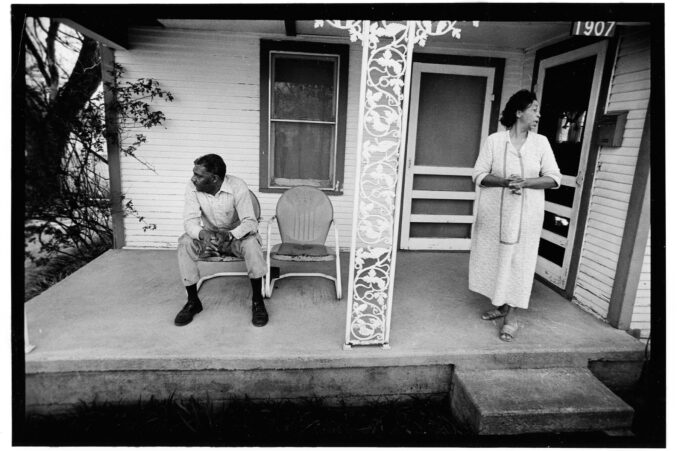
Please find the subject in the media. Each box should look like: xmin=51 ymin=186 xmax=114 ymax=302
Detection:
xmin=517 ymin=100 xmax=540 ymax=130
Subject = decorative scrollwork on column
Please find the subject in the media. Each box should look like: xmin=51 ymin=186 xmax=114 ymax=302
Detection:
xmin=316 ymin=20 xmax=478 ymax=346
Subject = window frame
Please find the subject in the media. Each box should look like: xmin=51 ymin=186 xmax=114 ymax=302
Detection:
xmin=259 ymin=40 xmax=349 ymax=195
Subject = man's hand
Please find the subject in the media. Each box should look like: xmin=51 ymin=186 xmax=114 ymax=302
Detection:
xmin=215 ymin=230 xmax=234 ymax=246
xmin=198 ymin=229 xmax=219 ymax=251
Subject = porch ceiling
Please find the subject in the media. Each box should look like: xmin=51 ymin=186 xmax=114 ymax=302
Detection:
xmin=156 ymin=20 xmax=572 ymax=52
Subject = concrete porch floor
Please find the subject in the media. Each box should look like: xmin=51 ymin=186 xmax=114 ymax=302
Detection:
xmin=24 ymin=249 xmax=645 ymax=410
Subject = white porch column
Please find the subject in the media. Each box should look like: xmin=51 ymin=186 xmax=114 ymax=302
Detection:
xmin=316 ymin=20 xmax=477 ymax=347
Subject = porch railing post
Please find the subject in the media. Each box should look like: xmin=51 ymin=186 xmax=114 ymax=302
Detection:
xmin=343 ymin=20 xmax=372 ymax=347
xmin=315 ymin=20 xmax=477 ymax=348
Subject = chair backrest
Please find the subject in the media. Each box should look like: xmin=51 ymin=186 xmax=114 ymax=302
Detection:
xmin=231 ymin=190 xmax=261 ymax=225
xmin=276 ymin=186 xmax=333 ymax=245
xmin=248 ymin=190 xmax=261 ymax=221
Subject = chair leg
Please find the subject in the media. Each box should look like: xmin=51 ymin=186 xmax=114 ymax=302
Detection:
xmin=333 ymin=222 xmax=342 ymax=300
xmin=266 ymin=277 xmax=276 ymax=298
xmin=265 ymin=257 xmax=275 ymax=298
xmin=335 ymin=254 xmax=342 ymax=300
xmin=265 ymin=219 xmax=273 ymax=298
xmin=265 ymin=261 xmax=272 ymax=298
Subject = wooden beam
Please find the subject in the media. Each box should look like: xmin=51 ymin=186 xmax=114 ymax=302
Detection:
xmin=284 ymin=20 xmax=297 ymax=37
xmin=100 ymin=46 xmax=126 ymax=249
xmin=58 ymin=18 xmax=128 ymax=50
xmin=607 ymin=106 xmax=651 ymax=329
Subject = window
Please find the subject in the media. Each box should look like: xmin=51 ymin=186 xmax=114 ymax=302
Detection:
xmin=260 ymin=40 xmax=349 ymax=194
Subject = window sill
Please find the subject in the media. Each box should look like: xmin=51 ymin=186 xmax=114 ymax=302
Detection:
xmin=260 ymin=187 xmax=344 ymax=196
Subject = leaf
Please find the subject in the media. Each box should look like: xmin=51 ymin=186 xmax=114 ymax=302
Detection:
xmin=384 ymin=22 xmax=407 ymax=37
xmin=359 ymin=325 xmax=374 ymax=336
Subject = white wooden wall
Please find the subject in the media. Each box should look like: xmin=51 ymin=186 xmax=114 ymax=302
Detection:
xmin=114 ymin=27 xmax=526 ymax=251
xmin=115 ymin=28 xmax=362 ymax=249
xmin=572 ymin=28 xmax=651 ymax=339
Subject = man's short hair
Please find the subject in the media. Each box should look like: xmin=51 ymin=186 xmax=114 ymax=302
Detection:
xmin=194 ymin=154 xmax=226 ymax=179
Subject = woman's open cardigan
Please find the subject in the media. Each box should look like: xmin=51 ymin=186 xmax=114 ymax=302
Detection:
xmin=469 ymin=130 xmax=562 ymax=309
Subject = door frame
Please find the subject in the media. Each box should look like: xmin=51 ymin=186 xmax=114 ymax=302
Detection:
xmin=400 ymin=62 xmax=495 ymax=250
xmin=533 ymin=40 xmax=609 ymax=289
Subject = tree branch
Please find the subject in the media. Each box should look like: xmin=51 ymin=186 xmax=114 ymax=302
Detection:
xmin=51 ymin=36 xmax=101 ymax=128
xmin=45 ymin=20 xmax=60 ymax=102
xmin=24 ymin=31 xmax=52 ymax=86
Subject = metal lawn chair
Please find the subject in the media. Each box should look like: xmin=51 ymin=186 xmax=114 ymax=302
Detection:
xmin=196 ymin=190 xmax=267 ymax=298
xmin=265 ymin=186 xmax=342 ymax=299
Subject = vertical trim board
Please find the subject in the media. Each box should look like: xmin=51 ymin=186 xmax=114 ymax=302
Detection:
xmin=101 ymin=46 xmax=125 ymax=249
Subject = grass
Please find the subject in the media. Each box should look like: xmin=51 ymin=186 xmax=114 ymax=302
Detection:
xmin=20 ymin=392 xmax=663 ymax=447
xmin=23 ymin=396 xmax=466 ymax=446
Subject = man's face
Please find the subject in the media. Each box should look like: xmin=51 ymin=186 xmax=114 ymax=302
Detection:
xmin=191 ymin=164 xmax=218 ymax=193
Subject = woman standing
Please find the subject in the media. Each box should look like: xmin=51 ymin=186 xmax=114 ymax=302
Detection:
xmin=469 ymin=90 xmax=562 ymax=342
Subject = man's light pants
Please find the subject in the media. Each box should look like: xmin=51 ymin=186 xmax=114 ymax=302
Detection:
xmin=177 ymin=233 xmax=267 ymax=286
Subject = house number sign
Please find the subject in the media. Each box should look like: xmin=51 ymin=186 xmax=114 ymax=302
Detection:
xmin=571 ymin=21 xmax=616 ymax=37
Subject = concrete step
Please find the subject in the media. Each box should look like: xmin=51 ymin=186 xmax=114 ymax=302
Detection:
xmin=451 ymin=367 xmax=634 ymax=435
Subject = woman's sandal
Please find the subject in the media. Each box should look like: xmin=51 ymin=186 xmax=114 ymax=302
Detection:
xmin=499 ymin=323 xmax=520 ymax=342
xmin=481 ymin=308 xmax=507 ymax=320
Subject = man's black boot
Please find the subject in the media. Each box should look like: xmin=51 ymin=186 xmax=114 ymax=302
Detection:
xmin=250 ymin=277 xmax=268 ymax=327
xmin=251 ymin=298 xmax=268 ymax=327
xmin=175 ymin=299 xmax=203 ymax=326
xmin=175 ymin=284 xmax=203 ymax=326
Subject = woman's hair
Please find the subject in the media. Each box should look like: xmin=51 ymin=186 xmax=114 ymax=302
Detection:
xmin=194 ymin=154 xmax=227 ymax=179
xmin=499 ymin=89 xmax=538 ymax=128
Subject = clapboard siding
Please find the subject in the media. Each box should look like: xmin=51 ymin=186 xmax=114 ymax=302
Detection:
xmin=115 ymin=28 xmax=363 ymax=249
xmin=630 ymin=232 xmax=651 ymax=338
xmin=116 ymin=26 xmax=527 ymax=250
xmin=573 ymin=27 xmax=650 ymax=333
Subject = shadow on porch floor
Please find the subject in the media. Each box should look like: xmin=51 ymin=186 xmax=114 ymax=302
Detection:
xmin=25 ymin=249 xmax=643 ymax=373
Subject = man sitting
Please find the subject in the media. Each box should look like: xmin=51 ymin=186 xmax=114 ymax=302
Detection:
xmin=175 ymin=153 xmax=268 ymax=327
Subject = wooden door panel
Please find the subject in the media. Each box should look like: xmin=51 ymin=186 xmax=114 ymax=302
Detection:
xmin=401 ymin=63 xmax=494 ymax=250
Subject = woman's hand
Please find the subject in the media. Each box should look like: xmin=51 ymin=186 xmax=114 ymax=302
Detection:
xmin=507 ymin=175 xmax=528 ymax=195
xmin=506 ymin=176 xmax=558 ymax=192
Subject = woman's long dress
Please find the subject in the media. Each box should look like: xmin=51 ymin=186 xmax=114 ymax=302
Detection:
xmin=469 ymin=130 xmax=562 ymax=309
